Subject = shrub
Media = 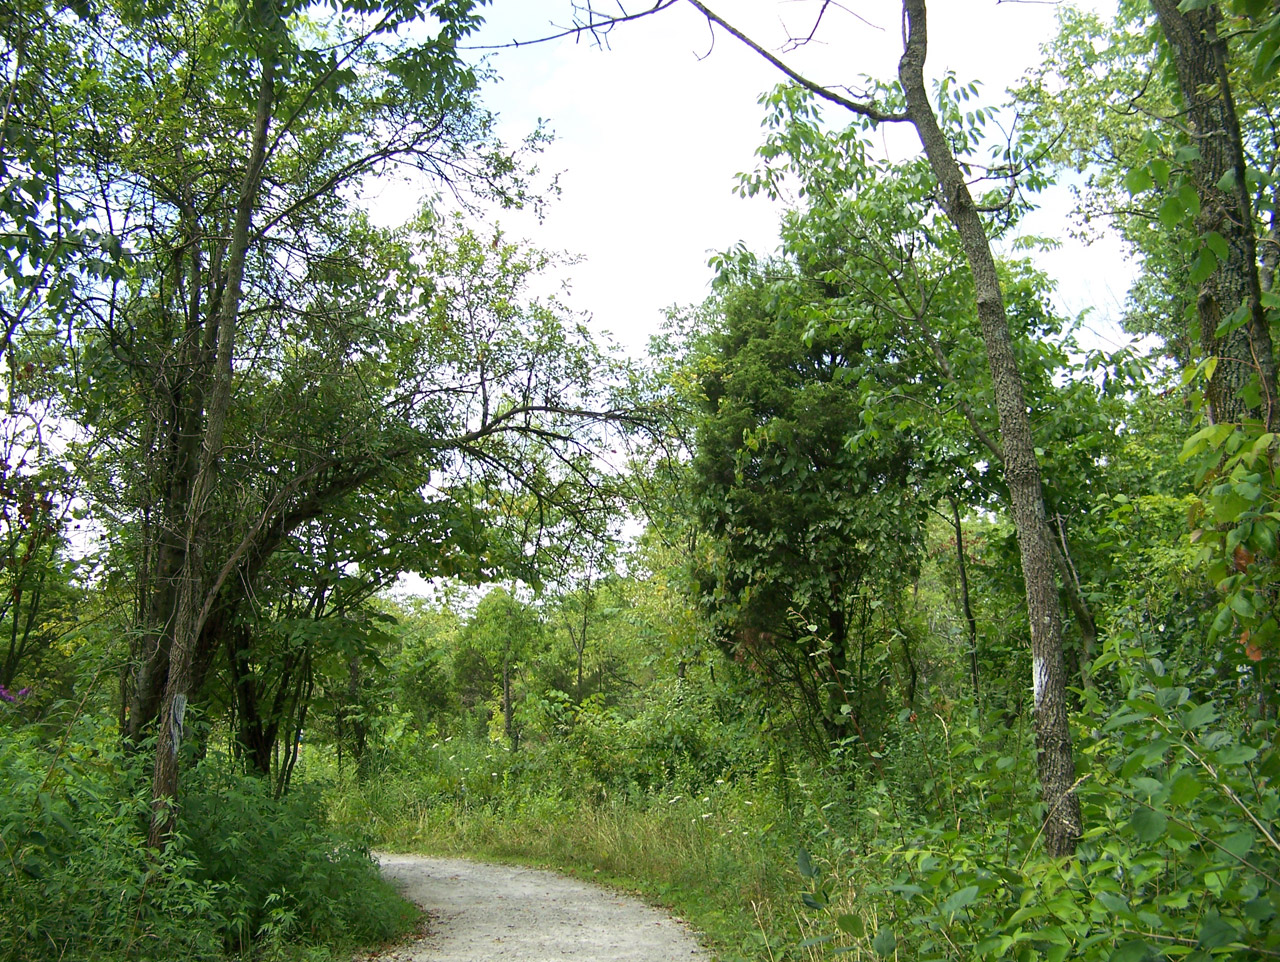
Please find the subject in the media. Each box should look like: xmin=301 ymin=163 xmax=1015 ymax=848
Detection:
xmin=796 ymin=642 xmax=1279 ymax=961
xmin=0 ymin=716 xmax=415 ymax=961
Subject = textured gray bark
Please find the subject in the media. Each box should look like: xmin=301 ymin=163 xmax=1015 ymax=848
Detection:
xmin=899 ymin=0 xmax=1081 ymax=856
xmin=1150 ymin=0 xmax=1278 ymax=429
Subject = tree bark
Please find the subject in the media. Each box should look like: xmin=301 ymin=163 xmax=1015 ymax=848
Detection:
xmin=899 ymin=0 xmax=1081 ymax=856
xmin=148 ymin=52 xmax=276 ymax=849
xmin=1150 ymin=0 xmax=1278 ymax=429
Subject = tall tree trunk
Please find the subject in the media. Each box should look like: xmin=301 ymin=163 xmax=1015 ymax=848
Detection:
xmin=1049 ymin=515 xmax=1097 ymax=691
xmin=899 ymin=0 xmax=1081 ymax=856
xmin=1150 ymin=0 xmax=1278 ymax=429
xmin=951 ymin=498 xmax=981 ymax=712
xmin=502 ymin=658 xmax=515 ymax=748
xmin=345 ymin=653 xmax=369 ymax=777
xmin=148 ymin=53 xmax=276 ymax=849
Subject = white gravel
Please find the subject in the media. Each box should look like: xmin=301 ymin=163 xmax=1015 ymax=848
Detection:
xmin=368 ymin=854 xmax=710 ymax=962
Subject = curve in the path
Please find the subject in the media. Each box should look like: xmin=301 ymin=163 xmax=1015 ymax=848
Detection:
xmin=372 ymin=854 xmax=709 ymax=962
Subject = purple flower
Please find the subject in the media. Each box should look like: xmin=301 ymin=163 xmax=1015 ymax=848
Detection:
xmin=0 ymin=685 xmax=31 ymax=703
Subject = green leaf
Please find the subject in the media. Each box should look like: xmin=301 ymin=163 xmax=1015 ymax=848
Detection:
xmin=800 ymin=935 xmax=834 ymax=948
xmin=1158 ymin=194 xmax=1186 ymax=230
xmin=1215 ymin=744 xmax=1258 ymax=765
xmin=1189 ymin=251 xmax=1216 ymax=285
xmin=1095 ymin=891 xmax=1131 ymax=915
xmin=1196 ymin=911 xmax=1239 ymax=949
xmin=1124 ymin=167 xmax=1153 ymax=195
xmin=1181 ymin=701 xmax=1218 ymax=731
xmin=1129 ymin=807 xmax=1167 ymax=843
xmin=1130 ymin=776 xmax=1163 ymax=798
xmin=836 ymin=914 xmax=865 ymax=937
xmin=1243 ymin=896 xmax=1276 ymax=923
xmin=1222 ymin=830 xmax=1255 ymax=860
xmin=797 ymin=846 xmax=816 ymax=879
xmin=1204 ymin=231 xmax=1230 ymax=262
xmin=1110 ymin=940 xmax=1151 ymax=962
xmin=1167 ymin=771 xmax=1204 ymax=806
xmin=938 ymin=884 xmax=980 ymax=918
xmin=872 ymin=925 xmax=897 ymax=957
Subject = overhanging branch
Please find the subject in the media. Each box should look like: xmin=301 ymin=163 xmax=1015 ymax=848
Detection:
xmin=684 ymin=0 xmax=909 ymax=124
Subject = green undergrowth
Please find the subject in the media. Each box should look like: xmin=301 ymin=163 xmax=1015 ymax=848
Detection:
xmin=323 ymin=739 xmax=834 ymax=961
xmin=324 ymin=640 xmax=1279 ymax=962
xmin=787 ymin=641 xmax=1280 ymax=961
xmin=0 ymin=714 xmax=418 ymax=962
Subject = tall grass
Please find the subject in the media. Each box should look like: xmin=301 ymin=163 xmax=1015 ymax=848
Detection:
xmin=322 ymin=736 xmax=833 ymax=961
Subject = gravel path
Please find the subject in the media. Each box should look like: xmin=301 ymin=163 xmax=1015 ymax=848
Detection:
xmin=369 ymin=854 xmax=709 ymax=962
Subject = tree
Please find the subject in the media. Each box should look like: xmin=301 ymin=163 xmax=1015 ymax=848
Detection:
xmin=1028 ymin=3 xmax=1280 ymax=679
xmin=623 ymin=0 xmax=1084 ymax=854
xmin=460 ymin=587 xmax=543 ymax=749
xmin=688 ymin=258 xmax=931 ymax=751
xmin=1149 ymin=0 xmax=1277 ymax=428
xmin=543 ymin=0 xmax=1085 ymax=852
xmin=26 ymin=0 xmax=639 ymax=846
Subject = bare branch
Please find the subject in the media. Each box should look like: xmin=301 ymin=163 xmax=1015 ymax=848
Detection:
xmin=685 ymin=0 xmax=909 ymax=124
xmin=461 ymin=1 xmax=679 ymax=50
xmin=781 ymin=0 xmax=883 ymax=53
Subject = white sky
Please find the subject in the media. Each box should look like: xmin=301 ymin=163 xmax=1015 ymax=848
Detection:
xmin=393 ymin=0 xmax=1138 ymax=359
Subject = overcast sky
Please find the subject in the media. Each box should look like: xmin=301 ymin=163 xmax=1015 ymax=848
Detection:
xmin=385 ymin=1 xmax=1134 ymax=356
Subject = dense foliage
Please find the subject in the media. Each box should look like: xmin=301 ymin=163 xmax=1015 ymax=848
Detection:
xmin=2 ymin=0 xmax=1278 ymax=960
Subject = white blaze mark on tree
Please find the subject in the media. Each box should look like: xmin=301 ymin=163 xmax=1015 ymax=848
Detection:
xmin=1033 ymin=656 xmax=1047 ymax=709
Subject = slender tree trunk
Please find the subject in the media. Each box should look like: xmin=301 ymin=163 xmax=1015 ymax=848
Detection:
xmin=148 ymin=53 xmax=276 ymax=849
xmin=502 ymin=658 xmax=515 ymax=748
xmin=345 ymin=654 xmax=369 ymax=778
xmin=1150 ymin=0 xmax=1278 ymax=429
xmin=899 ymin=0 xmax=1081 ymax=856
xmin=951 ymin=498 xmax=981 ymax=711
xmin=1049 ymin=516 xmax=1097 ymax=690
xmin=128 ymin=196 xmax=217 ymax=745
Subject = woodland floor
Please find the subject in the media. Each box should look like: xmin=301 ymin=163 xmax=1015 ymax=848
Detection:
xmin=367 ymin=854 xmax=709 ymax=962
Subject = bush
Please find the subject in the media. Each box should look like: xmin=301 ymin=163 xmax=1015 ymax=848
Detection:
xmin=181 ymin=759 xmax=417 ymax=952
xmin=0 ymin=717 xmax=224 ymax=961
xmin=795 ymin=643 xmax=1279 ymax=961
xmin=0 ymin=716 xmax=415 ymax=962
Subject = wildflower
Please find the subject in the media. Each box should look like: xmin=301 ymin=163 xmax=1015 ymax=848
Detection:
xmin=668 ymin=795 xmax=682 ymax=804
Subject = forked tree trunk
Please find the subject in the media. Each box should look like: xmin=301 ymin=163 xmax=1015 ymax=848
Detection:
xmin=148 ymin=53 xmax=276 ymax=849
xmin=899 ymin=0 xmax=1081 ymax=857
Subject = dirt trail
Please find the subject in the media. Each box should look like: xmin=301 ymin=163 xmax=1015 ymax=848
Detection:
xmin=370 ymin=854 xmax=709 ymax=962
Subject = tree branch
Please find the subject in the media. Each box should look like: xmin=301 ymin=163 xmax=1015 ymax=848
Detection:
xmin=685 ymin=0 xmax=908 ymax=124
xmin=462 ymin=1 xmax=680 ymax=50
